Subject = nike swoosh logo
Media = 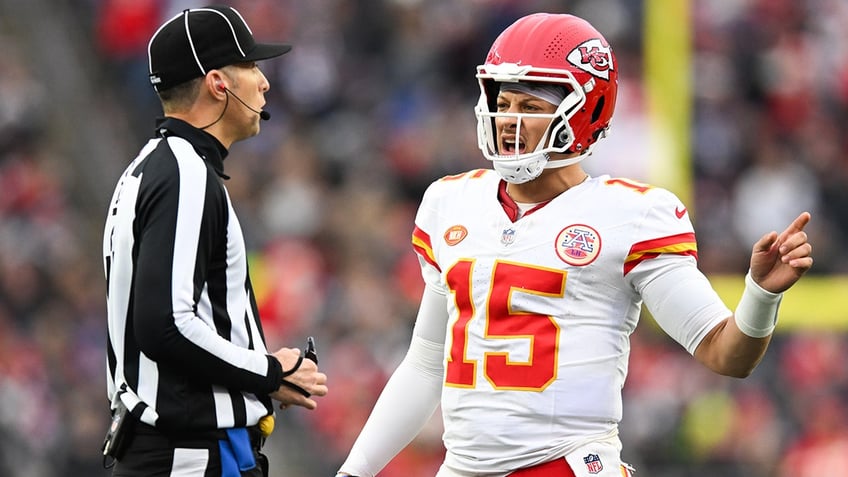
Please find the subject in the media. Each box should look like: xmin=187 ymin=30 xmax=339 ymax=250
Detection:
xmin=675 ymin=206 xmax=687 ymax=219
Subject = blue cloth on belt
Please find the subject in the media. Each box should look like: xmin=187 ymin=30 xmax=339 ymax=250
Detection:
xmin=219 ymin=428 xmax=256 ymax=476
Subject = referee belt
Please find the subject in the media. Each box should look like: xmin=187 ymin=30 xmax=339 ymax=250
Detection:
xmin=133 ymin=421 xmax=264 ymax=450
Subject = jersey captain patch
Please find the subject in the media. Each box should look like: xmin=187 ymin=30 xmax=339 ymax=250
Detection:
xmin=555 ymin=224 xmax=601 ymax=266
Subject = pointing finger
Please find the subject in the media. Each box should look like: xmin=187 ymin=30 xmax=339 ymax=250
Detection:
xmin=779 ymin=212 xmax=811 ymax=240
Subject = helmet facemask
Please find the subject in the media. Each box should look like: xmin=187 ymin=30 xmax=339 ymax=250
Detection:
xmin=475 ymin=64 xmax=595 ymax=184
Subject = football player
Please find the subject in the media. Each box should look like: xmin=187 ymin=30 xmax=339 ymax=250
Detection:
xmin=336 ymin=12 xmax=812 ymax=477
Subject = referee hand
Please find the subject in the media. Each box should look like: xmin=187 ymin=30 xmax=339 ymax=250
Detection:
xmin=270 ymin=347 xmax=328 ymax=410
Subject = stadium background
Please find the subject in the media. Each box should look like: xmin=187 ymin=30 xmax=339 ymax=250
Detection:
xmin=0 ymin=0 xmax=846 ymax=476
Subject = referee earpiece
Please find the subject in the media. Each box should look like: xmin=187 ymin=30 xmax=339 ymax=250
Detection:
xmin=216 ymin=82 xmax=226 ymax=91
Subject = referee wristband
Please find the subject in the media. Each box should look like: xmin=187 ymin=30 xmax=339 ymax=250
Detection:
xmin=734 ymin=271 xmax=783 ymax=338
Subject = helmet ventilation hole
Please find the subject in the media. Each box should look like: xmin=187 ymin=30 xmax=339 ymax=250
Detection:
xmin=591 ymin=96 xmax=605 ymax=123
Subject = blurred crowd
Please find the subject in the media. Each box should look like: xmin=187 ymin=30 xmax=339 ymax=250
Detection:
xmin=0 ymin=0 xmax=846 ymax=476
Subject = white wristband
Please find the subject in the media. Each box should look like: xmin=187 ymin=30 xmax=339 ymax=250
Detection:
xmin=734 ymin=271 xmax=783 ymax=338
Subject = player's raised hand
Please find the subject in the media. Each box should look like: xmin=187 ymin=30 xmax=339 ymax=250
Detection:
xmin=749 ymin=212 xmax=813 ymax=294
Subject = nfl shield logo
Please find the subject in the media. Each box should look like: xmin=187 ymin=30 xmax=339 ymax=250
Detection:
xmin=583 ymin=453 xmax=603 ymax=474
xmin=501 ymin=228 xmax=516 ymax=245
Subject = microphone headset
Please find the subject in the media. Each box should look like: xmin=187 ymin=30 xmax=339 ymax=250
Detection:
xmin=200 ymin=82 xmax=270 ymax=129
xmin=218 ymin=83 xmax=271 ymax=120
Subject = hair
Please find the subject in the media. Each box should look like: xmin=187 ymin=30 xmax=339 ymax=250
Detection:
xmin=157 ymin=66 xmax=243 ymax=114
xmin=158 ymin=77 xmax=204 ymax=114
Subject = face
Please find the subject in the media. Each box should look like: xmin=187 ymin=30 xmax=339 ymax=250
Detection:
xmin=222 ymin=62 xmax=270 ymax=138
xmin=495 ymin=90 xmax=557 ymax=156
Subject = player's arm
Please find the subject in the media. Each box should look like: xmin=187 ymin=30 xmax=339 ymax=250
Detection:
xmin=132 ymin=156 xmax=281 ymax=394
xmin=337 ymin=285 xmax=448 ymax=477
xmin=693 ymin=271 xmax=787 ymax=377
xmin=640 ymin=263 xmax=772 ymax=378
xmin=695 ymin=212 xmax=813 ymax=377
xmin=638 ymin=258 xmax=747 ymax=377
xmin=693 ymin=287 xmax=775 ymax=378
xmin=643 ymin=213 xmax=812 ymax=378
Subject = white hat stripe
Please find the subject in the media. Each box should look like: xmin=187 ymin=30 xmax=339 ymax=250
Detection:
xmin=184 ymin=11 xmax=206 ymax=75
xmin=229 ymin=8 xmax=254 ymax=36
xmin=198 ymin=8 xmax=247 ymax=58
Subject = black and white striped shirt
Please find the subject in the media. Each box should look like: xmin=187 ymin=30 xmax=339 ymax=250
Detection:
xmin=103 ymin=117 xmax=283 ymax=432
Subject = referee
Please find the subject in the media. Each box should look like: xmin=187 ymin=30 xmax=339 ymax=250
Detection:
xmin=101 ymin=6 xmax=328 ymax=476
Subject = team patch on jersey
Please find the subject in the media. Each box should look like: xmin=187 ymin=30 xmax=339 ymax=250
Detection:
xmin=444 ymin=225 xmax=468 ymax=246
xmin=583 ymin=453 xmax=603 ymax=474
xmin=555 ymin=224 xmax=601 ymax=266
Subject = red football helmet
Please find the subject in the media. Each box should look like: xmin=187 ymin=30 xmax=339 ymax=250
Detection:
xmin=475 ymin=13 xmax=618 ymax=183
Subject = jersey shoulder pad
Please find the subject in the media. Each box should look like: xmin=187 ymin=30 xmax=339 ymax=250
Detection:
xmin=422 ymin=169 xmax=498 ymax=203
xmin=600 ymin=176 xmax=685 ymax=209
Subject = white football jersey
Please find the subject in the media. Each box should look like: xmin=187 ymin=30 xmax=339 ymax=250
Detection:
xmin=412 ymin=169 xmax=726 ymax=474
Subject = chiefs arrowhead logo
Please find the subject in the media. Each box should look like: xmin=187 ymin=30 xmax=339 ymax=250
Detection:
xmin=567 ymin=38 xmax=613 ymax=80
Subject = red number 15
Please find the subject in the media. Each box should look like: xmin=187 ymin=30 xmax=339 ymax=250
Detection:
xmin=445 ymin=259 xmax=565 ymax=391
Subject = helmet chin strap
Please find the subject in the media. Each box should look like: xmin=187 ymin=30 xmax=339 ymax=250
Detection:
xmin=543 ymin=147 xmax=592 ymax=169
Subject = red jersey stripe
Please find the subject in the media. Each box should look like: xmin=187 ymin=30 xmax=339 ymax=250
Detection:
xmin=412 ymin=226 xmax=440 ymax=271
xmin=623 ymin=232 xmax=698 ymax=276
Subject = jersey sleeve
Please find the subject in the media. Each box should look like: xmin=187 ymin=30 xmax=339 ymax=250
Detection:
xmin=623 ymin=187 xmax=697 ymax=277
xmin=411 ymin=180 xmax=446 ymax=294
xmin=623 ymin=187 xmax=730 ymax=354
xmin=631 ymin=255 xmax=731 ymax=354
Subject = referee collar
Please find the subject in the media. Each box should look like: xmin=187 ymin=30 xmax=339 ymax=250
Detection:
xmin=155 ymin=117 xmax=230 ymax=179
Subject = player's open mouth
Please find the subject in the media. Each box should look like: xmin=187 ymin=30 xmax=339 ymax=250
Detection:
xmin=501 ymin=138 xmax=525 ymax=154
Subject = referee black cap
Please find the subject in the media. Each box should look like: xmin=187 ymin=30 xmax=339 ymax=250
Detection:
xmin=148 ymin=5 xmax=291 ymax=92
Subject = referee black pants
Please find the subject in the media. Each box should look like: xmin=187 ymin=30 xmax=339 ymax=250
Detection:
xmin=112 ymin=423 xmax=268 ymax=477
